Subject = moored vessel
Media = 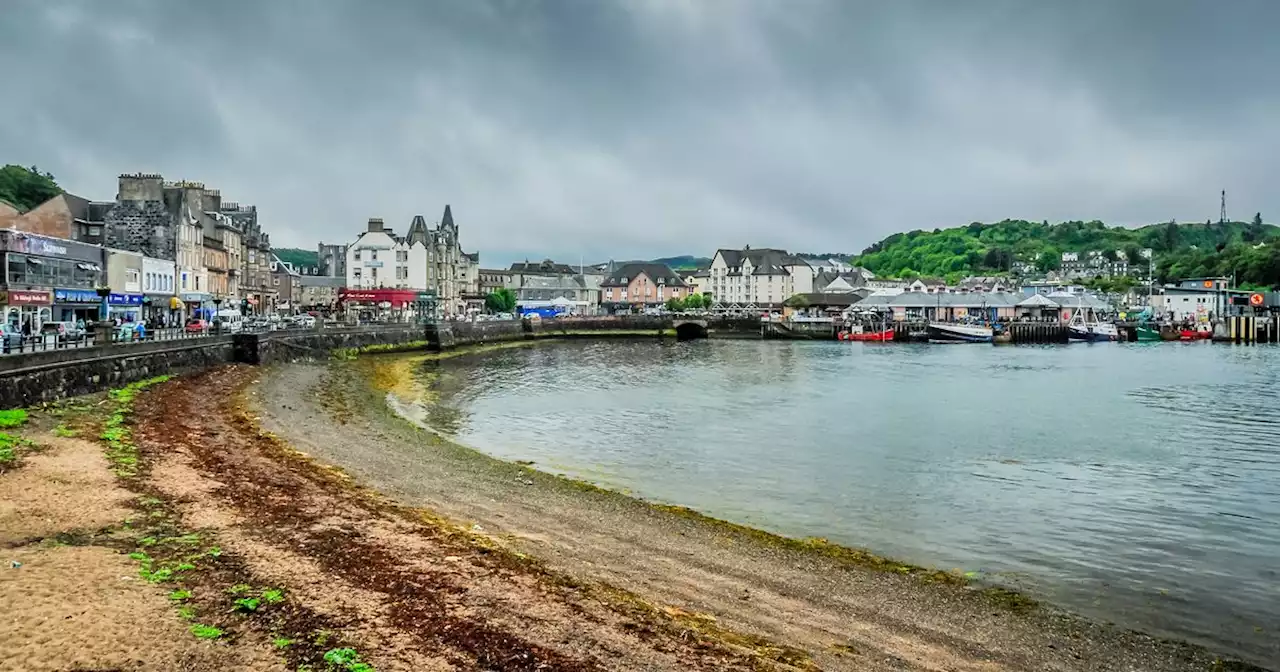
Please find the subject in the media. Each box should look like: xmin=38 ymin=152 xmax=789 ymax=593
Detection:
xmin=927 ymin=322 xmax=994 ymax=343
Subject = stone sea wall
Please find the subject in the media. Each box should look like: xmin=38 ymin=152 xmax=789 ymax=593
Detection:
xmin=0 ymin=317 xmax=763 ymax=408
xmin=0 ymin=337 xmax=236 ymax=408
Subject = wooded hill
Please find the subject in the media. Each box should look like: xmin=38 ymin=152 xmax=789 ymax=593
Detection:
xmin=852 ymin=218 xmax=1280 ymax=287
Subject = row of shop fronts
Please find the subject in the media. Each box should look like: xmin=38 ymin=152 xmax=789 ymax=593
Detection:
xmin=0 ymin=229 xmax=222 ymax=332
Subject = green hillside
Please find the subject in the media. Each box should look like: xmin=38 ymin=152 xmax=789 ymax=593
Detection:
xmin=853 ymin=217 xmax=1279 ymax=284
xmin=274 ymin=247 xmax=320 ymax=269
xmin=0 ymin=164 xmax=62 ymax=210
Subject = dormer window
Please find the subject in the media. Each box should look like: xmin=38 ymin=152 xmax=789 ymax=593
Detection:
xmin=620 ymin=277 xmax=627 ymax=283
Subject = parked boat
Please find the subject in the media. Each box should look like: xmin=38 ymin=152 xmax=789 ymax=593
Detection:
xmin=1134 ymin=325 xmax=1163 ymax=342
xmin=1066 ymin=300 xmax=1118 ymax=342
xmin=840 ymin=327 xmax=894 ymax=342
xmin=1179 ymin=326 xmax=1212 ymax=341
xmin=927 ymin=322 xmax=994 ymax=344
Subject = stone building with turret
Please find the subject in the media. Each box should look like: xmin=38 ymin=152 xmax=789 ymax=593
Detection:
xmin=103 ymin=173 xmax=277 ymax=316
xmin=344 ymin=204 xmax=480 ymax=315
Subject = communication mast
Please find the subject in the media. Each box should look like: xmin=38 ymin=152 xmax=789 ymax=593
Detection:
xmin=1220 ymin=189 xmax=1228 ymax=226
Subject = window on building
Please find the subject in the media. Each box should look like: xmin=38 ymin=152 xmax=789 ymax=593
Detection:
xmin=354 ymin=250 xmax=362 ymax=261
xmin=370 ymin=250 xmax=378 ymax=261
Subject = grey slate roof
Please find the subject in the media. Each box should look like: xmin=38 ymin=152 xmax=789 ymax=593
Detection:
xmin=888 ymin=291 xmax=1021 ymax=308
xmin=715 ymin=248 xmax=808 ymax=277
xmin=852 ymin=294 xmax=897 ymax=308
xmin=601 ymin=262 xmax=688 ymax=288
xmin=511 ymin=259 xmax=577 ymax=275
xmin=795 ymin=292 xmax=861 ymax=307
xmin=519 ymin=274 xmax=585 ymax=290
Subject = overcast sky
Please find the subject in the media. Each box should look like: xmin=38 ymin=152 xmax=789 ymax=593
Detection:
xmin=3 ymin=0 xmax=1277 ymax=266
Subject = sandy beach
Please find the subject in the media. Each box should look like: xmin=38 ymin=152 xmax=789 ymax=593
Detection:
xmin=0 ymin=354 xmax=1268 ymax=671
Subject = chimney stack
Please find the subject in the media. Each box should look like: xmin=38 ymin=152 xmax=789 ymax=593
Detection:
xmin=367 ymin=217 xmax=385 ymax=233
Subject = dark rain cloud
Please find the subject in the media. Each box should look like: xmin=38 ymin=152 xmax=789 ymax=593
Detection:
xmin=2 ymin=0 xmax=1277 ymax=265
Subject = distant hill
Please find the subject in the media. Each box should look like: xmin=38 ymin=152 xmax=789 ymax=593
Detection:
xmin=853 ymin=217 xmax=1279 ymax=283
xmin=274 ymin=247 xmax=320 ymax=269
xmin=652 ymin=255 xmax=711 ymax=270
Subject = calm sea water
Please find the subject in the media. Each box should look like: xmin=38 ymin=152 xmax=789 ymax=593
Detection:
xmin=414 ymin=340 xmax=1280 ymax=665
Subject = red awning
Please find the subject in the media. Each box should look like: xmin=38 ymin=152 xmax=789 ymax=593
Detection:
xmin=338 ymin=288 xmax=419 ymax=307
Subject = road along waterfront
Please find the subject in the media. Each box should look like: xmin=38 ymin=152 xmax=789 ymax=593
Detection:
xmin=380 ymin=339 xmax=1280 ymax=668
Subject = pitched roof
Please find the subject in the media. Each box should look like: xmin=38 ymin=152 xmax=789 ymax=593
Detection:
xmin=441 ymin=204 xmax=455 ymax=230
xmin=1016 ymin=293 xmax=1059 ymax=307
xmin=510 ymin=259 xmax=577 ymax=275
xmin=715 ymin=247 xmax=808 ymax=273
xmin=601 ymin=262 xmax=688 ymax=287
xmin=794 ymin=292 xmax=861 ymax=307
xmin=889 ymin=291 xmax=1021 ymax=308
xmin=519 ymin=274 xmax=585 ymax=290
xmin=406 ymin=215 xmax=429 ymax=246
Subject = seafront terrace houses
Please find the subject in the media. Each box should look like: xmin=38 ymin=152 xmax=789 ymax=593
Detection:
xmin=707 ymin=247 xmax=814 ymax=311
xmin=599 ymin=262 xmax=689 ymax=312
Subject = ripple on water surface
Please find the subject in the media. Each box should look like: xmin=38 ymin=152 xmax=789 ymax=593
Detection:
xmin=412 ymin=340 xmax=1280 ymax=665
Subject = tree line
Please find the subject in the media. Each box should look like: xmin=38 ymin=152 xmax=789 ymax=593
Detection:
xmin=0 ymin=164 xmax=62 ymax=211
xmin=853 ymin=217 xmax=1279 ymax=287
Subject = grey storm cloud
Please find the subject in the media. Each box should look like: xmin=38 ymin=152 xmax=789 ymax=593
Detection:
xmin=2 ymin=0 xmax=1278 ymax=265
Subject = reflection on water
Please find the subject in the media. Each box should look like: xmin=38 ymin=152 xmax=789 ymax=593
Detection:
xmin=409 ymin=340 xmax=1280 ymax=665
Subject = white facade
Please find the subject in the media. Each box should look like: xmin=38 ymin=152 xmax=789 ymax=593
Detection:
xmin=345 ymin=210 xmax=479 ymax=315
xmin=346 ymin=221 xmax=425 ymax=290
xmin=707 ymin=248 xmax=813 ymax=307
xmin=1153 ymin=290 xmax=1215 ymax=322
xmin=142 ymin=256 xmax=176 ymax=296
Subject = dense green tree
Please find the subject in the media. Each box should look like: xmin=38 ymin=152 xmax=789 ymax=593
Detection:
xmin=1124 ymin=245 xmax=1144 ymax=265
xmin=0 ymin=164 xmax=62 ymax=210
xmin=484 ymin=288 xmax=516 ymax=313
xmin=682 ymin=293 xmax=710 ymax=310
xmin=852 ymin=217 xmax=1278 ymax=281
xmin=664 ymin=296 xmax=685 ymax=312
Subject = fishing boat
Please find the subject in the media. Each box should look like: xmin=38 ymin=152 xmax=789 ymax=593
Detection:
xmin=841 ymin=326 xmax=894 ymax=342
xmin=1134 ymin=324 xmax=1163 ymax=342
xmin=1066 ymin=305 xmax=1118 ymax=342
xmin=1179 ymin=325 xmax=1212 ymax=340
xmin=927 ymin=322 xmax=994 ymax=343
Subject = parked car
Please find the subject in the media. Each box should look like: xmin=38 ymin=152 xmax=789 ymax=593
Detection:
xmin=0 ymin=323 xmax=24 ymax=351
xmin=185 ymin=319 xmax=208 ymax=334
xmin=40 ymin=321 xmax=86 ymax=343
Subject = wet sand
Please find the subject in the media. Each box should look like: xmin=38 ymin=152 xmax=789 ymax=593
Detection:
xmin=0 ymin=355 xmax=1266 ymax=671
xmin=250 ymin=354 xmax=1268 ymax=672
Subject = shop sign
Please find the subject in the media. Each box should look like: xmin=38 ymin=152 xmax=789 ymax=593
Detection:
xmin=109 ymin=293 xmax=144 ymax=306
xmin=54 ymin=288 xmax=101 ymax=303
xmin=2 ymin=290 xmax=53 ymax=306
xmin=6 ymin=232 xmax=94 ymax=258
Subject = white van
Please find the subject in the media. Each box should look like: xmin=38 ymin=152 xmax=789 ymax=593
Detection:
xmin=213 ymin=309 xmax=244 ymax=333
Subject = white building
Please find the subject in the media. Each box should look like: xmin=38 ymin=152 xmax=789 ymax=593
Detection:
xmin=707 ymin=247 xmax=813 ymax=309
xmin=345 ymin=206 xmax=480 ymax=315
xmin=142 ymin=255 xmax=177 ymax=322
xmin=346 ymin=218 xmax=426 ymax=290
